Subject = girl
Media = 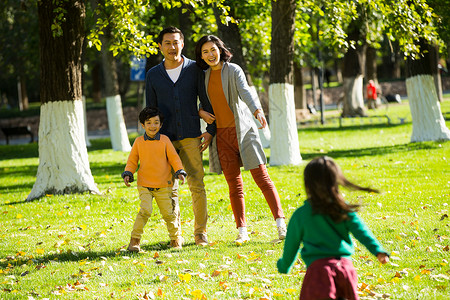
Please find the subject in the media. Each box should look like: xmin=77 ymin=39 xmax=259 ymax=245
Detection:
xmin=277 ymin=156 xmax=389 ymax=300
xmin=195 ymin=35 xmax=286 ymax=244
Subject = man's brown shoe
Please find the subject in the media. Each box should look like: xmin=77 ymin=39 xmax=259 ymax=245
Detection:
xmin=170 ymin=238 xmax=183 ymax=250
xmin=127 ymin=237 xmax=141 ymax=252
xmin=195 ymin=234 xmax=208 ymax=246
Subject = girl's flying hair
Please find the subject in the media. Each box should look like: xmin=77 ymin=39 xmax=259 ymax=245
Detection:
xmin=304 ymin=156 xmax=379 ymax=222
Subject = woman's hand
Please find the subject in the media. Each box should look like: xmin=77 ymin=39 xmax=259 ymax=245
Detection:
xmin=254 ymin=109 xmax=267 ymax=129
xmin=199 ymin=109 xmax=216 ymax=124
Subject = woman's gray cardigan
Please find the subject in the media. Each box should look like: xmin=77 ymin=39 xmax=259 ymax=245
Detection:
xmin=205 ymin=62 xmax=267 ymax=175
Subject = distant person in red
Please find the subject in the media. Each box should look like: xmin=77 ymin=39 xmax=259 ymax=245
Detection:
xmin=366 ymin=80 xmax=377 ymax=109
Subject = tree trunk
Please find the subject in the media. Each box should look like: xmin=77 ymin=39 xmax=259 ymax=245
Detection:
xmin=381 ymin=40 xmax=402 ymax=79
xmin=365 ymin=46 xmax=377 ymax=83
xmin=91 ymin=61 xmax=102 ymax=103
xmin=28 ymin=0 xmax=99 ymax=201
xmin=17 ymin=75 xmax=29 ymax=110
xmin=269 ymin=0 xmax=301 ymax=166
xmin=342 ymin=20 xmax=367 ymax=117
xmin=334 ymin=59 xmax=343 ymax=83
xmin=117 ymin=59 xmax=130 ymax=102
xmin=178 ymin=4 xmax=195 ymax=59
xmin=213 ymin=5 xmax=253 ymax=86
xmin=406 ymin=39 xmax=450 ymax=142
xmin=101 ymin=28 xmax=131 ymax=152
xmin=294 ymin=62 xmax=306 ymax=110
xmin=430 ymin=44 xmax=443 ymax=101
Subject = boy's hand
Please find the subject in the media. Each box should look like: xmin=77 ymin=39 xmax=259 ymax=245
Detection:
xmin=177 ymin=174 xmax=186 ymax=185
xmin=123 ymin=176 xmax=131 ymax=187
xmin=377 ymin=253 xmax=389 ymax=264
xmin=199 ymin=108 xmax=216 ymax=124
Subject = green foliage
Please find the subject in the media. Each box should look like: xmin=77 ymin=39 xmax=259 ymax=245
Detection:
xmin=50 ymin=0 xmax=69 ymax=38
xmin=86 ymin=0 xmax=234 ymax=59
xmin=1 ymin=101 xmax=449 ymax=299
xmin=87 ymin=0 xmax=159 ymax=58
xmin=382 ymin=0 xmax=439 ymax=58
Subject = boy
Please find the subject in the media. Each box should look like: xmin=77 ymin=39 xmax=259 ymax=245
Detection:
xmin=122 ymin=107 xmax=187 ymax=251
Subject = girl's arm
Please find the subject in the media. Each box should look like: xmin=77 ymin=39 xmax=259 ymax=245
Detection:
xmin=277 ymin=210 xmax=303 ymax=274
xmin=348 ymin=212 xmax=389 ymax=258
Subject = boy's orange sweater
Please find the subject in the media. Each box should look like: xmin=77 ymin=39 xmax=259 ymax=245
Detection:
xmin=125 ymin=134 xmax=184 ymax=188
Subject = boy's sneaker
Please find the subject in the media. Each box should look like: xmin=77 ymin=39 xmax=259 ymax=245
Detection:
xmin=234 ymin=233 xmax=250 ymax=245
xmin=195 ymin=234 xmax=208 ymax=246
xmin=170 ymin=238 xmax=183 ymax=250
xmin=127 ymin=237 xmax=141 ymax=252
xmin=277 ymin=224 xmax=287 ymax=240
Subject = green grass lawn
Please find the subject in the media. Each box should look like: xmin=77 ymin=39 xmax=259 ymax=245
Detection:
xmin=1 ymin=100 xmax=450 ymax=299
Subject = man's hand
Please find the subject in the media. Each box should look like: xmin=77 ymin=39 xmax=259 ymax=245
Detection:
xmin=123 ymin=176 xmax=131 ymax=187
xmin=254 ymin=109 xmax=267 ymax=129
xmin=199 ymin=109 xmax=216 ymax=124
xmin=198 ymin=132 xmax=212 ymax=152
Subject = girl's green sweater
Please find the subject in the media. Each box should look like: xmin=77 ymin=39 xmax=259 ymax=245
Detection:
xmin=277 ymin=200 xmax=388 ymax=273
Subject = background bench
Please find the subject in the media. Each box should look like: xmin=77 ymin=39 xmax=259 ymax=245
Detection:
xmin=1 ymin=126 xmax=34 ymax=145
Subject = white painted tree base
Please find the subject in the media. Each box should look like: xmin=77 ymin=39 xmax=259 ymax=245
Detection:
xmin=268 ymin=83 xmax=302 ymax=166
xmin=82 ymin=96 xmax=91 ymax=147
xmin=27 ymin=100 xmax=99 ymax=201
xmin=342 ymin=75 xmax=366 ymax=117
xmin=406 ymin=75 xmax=450 ymax=142
xmin=106 ymin=95 xmax=132 ymax=152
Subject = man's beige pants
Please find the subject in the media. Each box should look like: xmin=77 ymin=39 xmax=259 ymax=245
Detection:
xmin=172 ymin=137 xmax=208 ymax=236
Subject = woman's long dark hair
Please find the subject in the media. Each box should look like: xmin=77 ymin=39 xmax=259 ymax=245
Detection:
xmin=195 ymin=35 xmax=233 ymax=70
xmin=304 ymin=156 xmax=379 ymax=222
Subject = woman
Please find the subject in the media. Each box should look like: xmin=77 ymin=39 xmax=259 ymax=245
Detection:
xmin=195 ymin=35 xmax=286 ymax=244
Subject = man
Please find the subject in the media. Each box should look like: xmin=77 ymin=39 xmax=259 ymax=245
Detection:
xmin=145 ymin=26 xmax=215 ymax=246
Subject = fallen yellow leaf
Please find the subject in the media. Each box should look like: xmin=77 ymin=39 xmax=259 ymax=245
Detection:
xmin=391 ymin=277 xmax=400 ymax=283
xmin=285 ymin=288 xmax=297 ymax=294
xmin=16 ymin=214 xmax=23 ymax=219
xmin=36 ymin=249 xmax=44 ymax=254
xmin=190 ymin=289 xmax=205 ymax=300
xmin=178 ymin=273 xmax=192 ymax=283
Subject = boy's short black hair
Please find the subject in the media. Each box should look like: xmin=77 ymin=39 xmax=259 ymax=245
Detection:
xmin=157 ymin=26 xmax=184 ymax=44
xmin=139 ymin=106 xmax=163 ymax=124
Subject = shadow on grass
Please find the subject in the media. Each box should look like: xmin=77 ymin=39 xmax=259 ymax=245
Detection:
xmin=298 ymin=140 xmax=444 ymax=161
xmin=0 ymin=143 xmax=39 ymax=160
xmin=0 ymin=240 xmax=211 ymax=268
xmin=300 ymin=121 xmax=407 ymax=132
